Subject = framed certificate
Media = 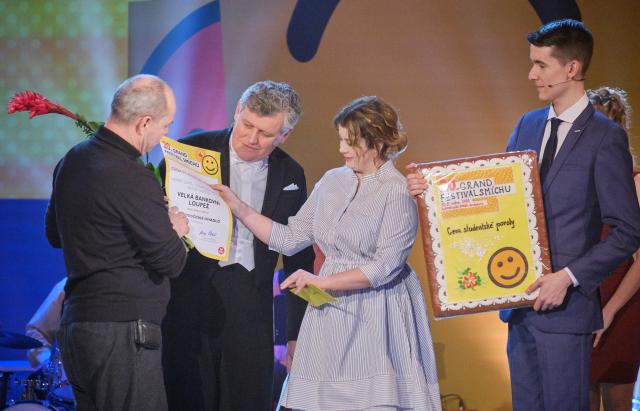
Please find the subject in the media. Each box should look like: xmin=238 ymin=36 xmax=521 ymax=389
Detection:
xmin=416 ymin=151 xmax=551 ymax=318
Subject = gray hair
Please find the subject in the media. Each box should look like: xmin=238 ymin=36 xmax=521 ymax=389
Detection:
xmin=110 ymin=74 xmax=170 ymax=124
xmin=238 ymin=80 xmax=302 ymax=133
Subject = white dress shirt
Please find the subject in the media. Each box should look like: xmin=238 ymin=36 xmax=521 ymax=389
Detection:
xmin=539 ymin=93 xmax=589 ymax=163
xmin=539 ymin=93 xmax=589 ymax=286
xmin=219 ymin=137 xmax=269 ymax=271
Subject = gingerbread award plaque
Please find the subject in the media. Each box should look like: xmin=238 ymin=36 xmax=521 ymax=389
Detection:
xmin=415 ymin=151 xmax=551 ymax=318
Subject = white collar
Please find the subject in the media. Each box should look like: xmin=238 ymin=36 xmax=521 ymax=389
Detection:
xmin=548 ymin=93 xmax=589 ymax=124
xmin=228 ymin=136 xmax=268 ymax=170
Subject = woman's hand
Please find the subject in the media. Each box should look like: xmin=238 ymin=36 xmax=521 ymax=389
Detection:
xmin=592 ymin=306 xmax=616 ymax=347
xmin=280 ymin=269 xmax=326 ymax=293
xmin=405 ymin=163 xmax=428 ymax=197
xmin=211 ymin=184 xmax=246 ymax=216
xmin=212 ymin=183 xmax=273 ymax=243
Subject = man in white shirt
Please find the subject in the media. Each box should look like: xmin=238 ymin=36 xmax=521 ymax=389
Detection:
xmin=25 ymin=278 xmax=66 ymax=369
xmin=160 ymin=81 xmax=314 ymax=411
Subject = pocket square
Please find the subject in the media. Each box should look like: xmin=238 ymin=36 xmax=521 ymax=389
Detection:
xmin=283 ymin=183 xmax=299 ymax=191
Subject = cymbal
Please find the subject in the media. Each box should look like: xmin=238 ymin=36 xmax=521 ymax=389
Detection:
xmin=0 ymin=331 xmax=43 ymax=349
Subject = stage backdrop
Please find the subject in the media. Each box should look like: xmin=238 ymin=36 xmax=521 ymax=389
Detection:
xmin=2 ymin=1 xmax=639 ymax=409
xmin=0 ymin=0 xmax=127 ymax=362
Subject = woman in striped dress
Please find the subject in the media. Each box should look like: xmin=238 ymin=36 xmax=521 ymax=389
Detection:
xmin=215 ymin=96 xmax=442 ymax=410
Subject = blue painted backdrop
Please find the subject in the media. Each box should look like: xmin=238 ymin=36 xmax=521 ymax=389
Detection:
xmin=0 ymin=200 xmax=65 ymax=360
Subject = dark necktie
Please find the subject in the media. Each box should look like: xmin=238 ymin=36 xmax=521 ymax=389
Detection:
xmin=539 ymin=118 xmax=562 ymax=184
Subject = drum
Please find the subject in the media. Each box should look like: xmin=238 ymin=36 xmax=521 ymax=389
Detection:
xmin=5 ymin=402 xmax=51 ymax=410
xmin=20 ymin=372 xmax=53 ymax=402
xmin=47 ymin=385 xmax=75 ymax=411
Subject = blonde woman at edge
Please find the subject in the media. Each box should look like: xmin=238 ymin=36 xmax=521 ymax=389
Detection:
xmin=214 ymin=96 xmax=441 ymax=410
xmin=587 ymin=86 xmax=640 ymax=411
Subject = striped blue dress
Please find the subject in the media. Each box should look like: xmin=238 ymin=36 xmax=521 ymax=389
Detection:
xmin=270 ymin=161 xmax=442 ymax=411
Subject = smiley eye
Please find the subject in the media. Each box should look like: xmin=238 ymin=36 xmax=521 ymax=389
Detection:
xmin=497 ymin=261 xmax=503 ymax=267
xmin=507 ymin=257 xmax=513 ymax=263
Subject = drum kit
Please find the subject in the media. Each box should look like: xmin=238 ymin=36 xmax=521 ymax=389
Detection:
xmin=0 ymin=331 xmax=74 ymax=411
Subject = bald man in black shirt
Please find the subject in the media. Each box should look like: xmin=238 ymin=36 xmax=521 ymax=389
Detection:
xmin=45 ymin=74 xmax=189 ymax=411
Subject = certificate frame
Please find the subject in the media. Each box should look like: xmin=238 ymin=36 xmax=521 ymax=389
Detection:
xmin=416 ymin=151 xmax=551 ymax=318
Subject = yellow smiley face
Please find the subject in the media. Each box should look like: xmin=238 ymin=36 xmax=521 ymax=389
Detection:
xmin=201 ymin=155 xmax=219 ymax=175
xmin=487 ymin=247 xmax=528 ymax=288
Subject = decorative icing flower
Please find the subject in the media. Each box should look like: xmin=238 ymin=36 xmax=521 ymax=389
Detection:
xmin=463 ymin=271 xmax=478 ymax=289
xmin=457 ymin=267 xmax=483 ymax=290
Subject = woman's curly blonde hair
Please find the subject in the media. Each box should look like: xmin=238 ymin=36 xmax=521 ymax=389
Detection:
xmin=587 ymin=86 xmax=635 ymax=168
xmin=333 ymin=96 xmax=407 ymax=161
xmin=587 ymin=86 xmax=631 ymax=131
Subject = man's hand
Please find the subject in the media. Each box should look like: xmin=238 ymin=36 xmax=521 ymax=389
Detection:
xmin=526 ymin=269 xmax=573 ymax=311
xmin=285 ymin=340 xmax=296 ymax=372
xmin=405 ymin=163 xmax=428 ymax=197
xmin=168 ymin=206 xmax=189 ymax=237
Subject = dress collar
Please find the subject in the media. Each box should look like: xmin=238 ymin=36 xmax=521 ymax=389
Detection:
xmin=350 ymin=160 xmax=395 ymax=183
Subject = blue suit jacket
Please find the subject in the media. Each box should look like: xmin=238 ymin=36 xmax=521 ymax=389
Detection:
xmin=507 ymin=104 xmax=640 ymax=333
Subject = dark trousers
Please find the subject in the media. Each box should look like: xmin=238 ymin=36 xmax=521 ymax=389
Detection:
xmin=507 ymin=315 xmax=591 ymax=411
xmin=58 ymin=321 xmax=167 ymax=411
xmin=163 ymin=264 xmax=274 ymax=411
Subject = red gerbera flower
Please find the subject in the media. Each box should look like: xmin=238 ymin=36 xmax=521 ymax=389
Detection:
xmin=7 ymin=90 xmax=77 ymax=121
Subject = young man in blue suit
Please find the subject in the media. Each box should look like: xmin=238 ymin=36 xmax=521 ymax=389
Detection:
xmin=407 ymin=19 xmax=640 ymax=410
xmin=504 ymin=20 xmax=640 ymax=410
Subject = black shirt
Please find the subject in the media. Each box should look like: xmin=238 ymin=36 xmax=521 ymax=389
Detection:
xmin=46 ymin=126 xmax=187 ymax=324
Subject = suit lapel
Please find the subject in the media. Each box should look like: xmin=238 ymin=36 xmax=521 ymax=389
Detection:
xmin=532 ymin=109 xmax=549 ymax=157
xmin=220 ymin=137 xmax=230 ymax=186
xmin=199 ymin=128 xmax=231 ymax=186
xmin=261 ymin=151 xmax=284 ymax=218
xmin=542 ymin=105 xmax=594 ymax=192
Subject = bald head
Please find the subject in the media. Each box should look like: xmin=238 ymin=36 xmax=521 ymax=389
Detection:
xmin=105 ymin=75 xmax=176 ymax=154
xmin=109 ymin=74 xmax=172 ymax=125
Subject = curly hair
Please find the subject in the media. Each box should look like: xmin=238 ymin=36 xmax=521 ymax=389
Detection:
xmin=588 ymin=86 xmax=636 ymax=168
xmin=333 ymin=96 xmax=407 ymax=161
xmin=587 ymin=87 xmax=632 ymax=131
